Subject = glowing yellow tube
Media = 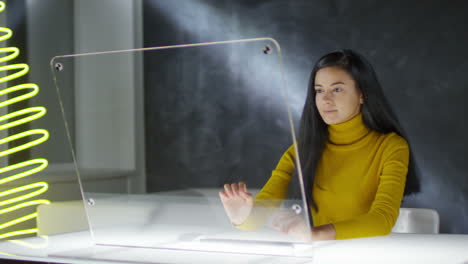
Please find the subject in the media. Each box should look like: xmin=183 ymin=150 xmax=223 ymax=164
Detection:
xmin=1 ymin=213 xmax=39 ymax=230
xmin=0 ymin=129 xmax=50 ymax=157
xmin=0 ymin=107 xmax=47 ymax=130
xmin=0 ymin=84 xmax=40 ymax=107
xmin=0 ymin=251 xmax=17 ymax=256
xmin=0 ymin=228 xmax=40 ymax=240
xmin=0 ymin=47 xmax=19 ymax=63
xmin=0 ymin=64 xmax=30 ymax=83
xmin=0 ymin=159 xmax=48 ymax=185
xmin=0 ymin=0 xmax=51 ymax=240
xmin=0 ymin=200 xmax=50 ymax=215
xmin=0 ymin=27 xmax=12 ymax=42
xmin=8 ymin=235 xmax=48 ymax=249
xmin=0 ymin=182 xmax=49 ymax=206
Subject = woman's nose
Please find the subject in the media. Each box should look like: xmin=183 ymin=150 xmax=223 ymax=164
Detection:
xmin=322 ymin=92 xmax=333 ymax=103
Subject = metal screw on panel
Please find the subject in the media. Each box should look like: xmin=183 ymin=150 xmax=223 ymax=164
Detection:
xmin=54 ymin=63 xmax=63 ymax=72
xmin=263 ymin=45 xmax=272 ymax=55
xmin=87 ymin=198 xmax=95 ymax=206
xmin=291 ymin=204 xmax=302 ymax=214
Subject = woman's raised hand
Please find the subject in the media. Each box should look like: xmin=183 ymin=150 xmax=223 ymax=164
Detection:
xmin=219 ymin=182 xmax=253 ymax=226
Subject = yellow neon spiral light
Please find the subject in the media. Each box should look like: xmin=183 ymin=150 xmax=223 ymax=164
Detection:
xmin=0 ymin=1 xmax=50 ymax=240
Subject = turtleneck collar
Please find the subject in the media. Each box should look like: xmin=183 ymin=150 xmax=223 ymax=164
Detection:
xmin=327 ymin=113 xmax=370 ymax=145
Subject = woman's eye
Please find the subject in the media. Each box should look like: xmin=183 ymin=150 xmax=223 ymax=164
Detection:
xmin=315 ymin=89 xmax=323 ymax=94
xmin=333 ymin=87 xmax=343 ymax=92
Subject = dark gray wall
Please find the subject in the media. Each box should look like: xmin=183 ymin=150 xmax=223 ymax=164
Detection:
xmin=143 ymin=0 xmax=468 ymax=234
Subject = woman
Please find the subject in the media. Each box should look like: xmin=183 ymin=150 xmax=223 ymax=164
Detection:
xmin=219 ymin=49 xmax=420 ymax=241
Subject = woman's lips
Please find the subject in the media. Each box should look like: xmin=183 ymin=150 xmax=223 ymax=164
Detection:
xmin=324 ymin=110 xmax=337 ymax=113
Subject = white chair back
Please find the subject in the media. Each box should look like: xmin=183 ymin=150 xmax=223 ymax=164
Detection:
xmin=392 ymin=208 xmax=440 ymax=234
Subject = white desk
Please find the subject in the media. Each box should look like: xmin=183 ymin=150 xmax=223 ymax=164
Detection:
xmin=1 ymin=232 xmax=467 ymax=264
xmin=2 ymin=191 xmax=467 ymax=263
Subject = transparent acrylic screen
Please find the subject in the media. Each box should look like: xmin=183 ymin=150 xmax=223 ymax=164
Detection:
xmin=51 ymin=39 xmax=312 ymax=256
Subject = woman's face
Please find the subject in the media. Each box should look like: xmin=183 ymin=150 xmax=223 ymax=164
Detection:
xmin=314 ymin=66 xmax=363 ymax=125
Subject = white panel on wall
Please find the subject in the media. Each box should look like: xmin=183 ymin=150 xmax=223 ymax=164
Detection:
xmin=73 ymin=0 xmax=145 ymax=193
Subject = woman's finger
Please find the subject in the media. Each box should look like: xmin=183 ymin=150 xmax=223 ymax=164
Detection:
xmin=239 ymin=191 xmax=252 ymax=200
xmin=231 ymin=183 xmax=240 ymax=196
xmin=239 ymin=181 xmax=248 ymax=193
xmin=238 ymin=182 xmax=252 ymax=199
xmin=219 ymin=190 xmax=228 ymax=200
xmin=224 ymin=184 xmax=233 ymax=198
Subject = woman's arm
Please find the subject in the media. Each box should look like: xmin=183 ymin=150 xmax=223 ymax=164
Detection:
xmin=332 ymin=138 xmax=409 ymax=239
xmin=234 ymin=145 xmax=296 ymax=230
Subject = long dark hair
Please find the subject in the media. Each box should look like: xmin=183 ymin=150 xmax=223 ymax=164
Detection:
xmin=289 ymin=49 xmax=420 ymax=217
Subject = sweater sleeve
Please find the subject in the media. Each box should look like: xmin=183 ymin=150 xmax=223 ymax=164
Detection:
xmin=333 ymin=136 xmax=409 ymax=239
xmin=236 ymin=145 xmax=296 ymax=230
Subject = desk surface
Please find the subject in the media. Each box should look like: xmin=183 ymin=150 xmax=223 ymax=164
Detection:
xmin=0 ymin=232 xmax=467 ymax=264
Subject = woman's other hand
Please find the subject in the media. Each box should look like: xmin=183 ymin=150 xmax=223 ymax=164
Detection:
xmin=271 ymin=211 xmax=312 ymax=242
xmin=219 ymin=182 xmax=253 ymax=226
xmin=271 ymin=210 xmax=336 ymax=241
xmin=311 ymin=224 xmax=336 ymax=241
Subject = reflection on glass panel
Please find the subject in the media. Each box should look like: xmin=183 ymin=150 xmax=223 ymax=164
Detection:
xmin=50 ymin=39 xmax=312 ymax=257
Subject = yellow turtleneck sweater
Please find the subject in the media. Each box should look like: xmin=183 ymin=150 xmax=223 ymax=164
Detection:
xmin=238 ymin=113 xmax=409 ymax=240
